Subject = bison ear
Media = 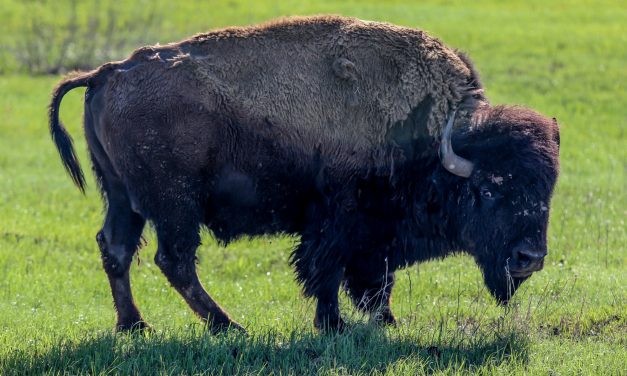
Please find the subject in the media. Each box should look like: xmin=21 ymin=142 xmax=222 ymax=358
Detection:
xmin=332 ymin=57 xmax=357 ymax=81
xmin=551 ymin=117 xmax=560 ymax=151
xmin=332 ymin=57 xmax=359 ymax=107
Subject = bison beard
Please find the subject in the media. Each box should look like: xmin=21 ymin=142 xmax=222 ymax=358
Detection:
xmin=48 ymin=16 xmax=560 ymax=332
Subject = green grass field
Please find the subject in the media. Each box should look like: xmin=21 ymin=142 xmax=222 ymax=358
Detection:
xmin=0 ymin=0 xmax=625 ymax=374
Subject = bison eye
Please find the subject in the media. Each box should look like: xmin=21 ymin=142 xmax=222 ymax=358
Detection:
xmin=480 ymin=187 xmax=494 ymax=200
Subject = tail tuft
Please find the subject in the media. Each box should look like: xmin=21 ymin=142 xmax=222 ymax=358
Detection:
xmin=50 ymin=120 xmax=86 ymax=193
xmin=49 ymin=72 xmax=93 ymax=193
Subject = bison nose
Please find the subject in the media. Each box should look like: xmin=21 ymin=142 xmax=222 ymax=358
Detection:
xmin=513 ymin=248 xmax=546 ymax=272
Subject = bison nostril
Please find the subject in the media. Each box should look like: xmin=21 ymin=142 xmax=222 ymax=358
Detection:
xmin=516 ymin=249 xmax=546 ymax=265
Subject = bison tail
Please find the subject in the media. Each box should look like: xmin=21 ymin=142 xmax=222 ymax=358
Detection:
xmin=48 ymin=71 xmax=94 ymax=193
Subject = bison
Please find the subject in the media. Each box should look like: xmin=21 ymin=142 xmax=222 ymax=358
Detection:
xmin=49 ymin=16 xmax=560 ymax=332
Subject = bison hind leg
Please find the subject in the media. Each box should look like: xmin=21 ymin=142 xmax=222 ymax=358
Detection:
xmin=152 ymin=203 xmax=245 ymax=334
xmin=95 ymin=173 xmax=148 ymax=332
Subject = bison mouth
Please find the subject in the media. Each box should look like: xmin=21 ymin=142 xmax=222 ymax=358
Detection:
xmin=506 ymin=261 xmax=542 ymax=279
xmin=475 ymin=244 xmax=547 ymax=304
xmin=508 ymin=270 xmax=533 ymax=279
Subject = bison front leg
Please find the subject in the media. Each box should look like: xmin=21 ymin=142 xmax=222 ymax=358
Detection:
xmin=97 ymin=191 xmax=148 ymax=332
xmin=343 ymin=250 xmax=397 ymax=325
xmin=292 ymin=219 xmax=354 ymax=332
xmin=343 ymin=256 xmax=396 ymax=325
xmin=292 ymin=248 xmax=346 ymax=332
xmin=154 ymin=219 xmax=244 ymax=333
xmin=313 ymin=275 xmax=345 ymax=332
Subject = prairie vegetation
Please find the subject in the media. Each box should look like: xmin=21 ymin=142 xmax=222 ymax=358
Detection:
xmin=0 ymin=0 xmax=624 ymax=374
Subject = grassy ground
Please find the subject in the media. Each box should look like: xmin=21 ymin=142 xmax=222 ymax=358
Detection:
xmin=0 ymin=0 xmax=625 ymax=374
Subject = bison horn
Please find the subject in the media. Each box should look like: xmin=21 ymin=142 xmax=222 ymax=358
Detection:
xmin=440 ymin=109 xmax=474 ymax=178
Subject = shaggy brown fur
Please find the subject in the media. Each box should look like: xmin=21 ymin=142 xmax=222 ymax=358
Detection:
xmin=51 ymin=16 xmax=485 ymax=188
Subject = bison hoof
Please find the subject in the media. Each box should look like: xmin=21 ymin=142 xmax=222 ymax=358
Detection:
xmin=314 ymin=316 xmax=346 ymax=333
xmin=116 ymin=320 xmax=152 ymax=334
xmin=372 ymin=310 xmax=397 ymax=326
xmin=207 ymin=319 xmax=248 ymax=335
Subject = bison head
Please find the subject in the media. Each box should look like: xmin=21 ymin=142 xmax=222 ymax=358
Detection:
xmin=442 ymin=106 xmax=560 ymax=303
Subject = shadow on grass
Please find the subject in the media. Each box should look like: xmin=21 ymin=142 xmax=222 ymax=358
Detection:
xmin=1 ymin=325 xmax=529 ymax=375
